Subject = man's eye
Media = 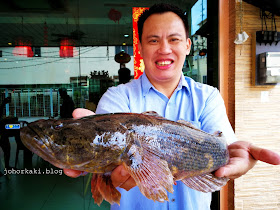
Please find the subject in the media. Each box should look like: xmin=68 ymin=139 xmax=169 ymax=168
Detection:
xmin=170 ymin=38 xmax=180 ymax=42
xmin=149 ymin=39 xmax=158 ymax=43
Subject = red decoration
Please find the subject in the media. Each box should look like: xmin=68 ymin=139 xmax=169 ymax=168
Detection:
xmin=12 ymin=38 xmax=34 ymax=57
xmin=13 ymin=46 xmax=34 ymax=57
xmin=108 ymin=8 xmax=122 ymax=23
xmin=133 ymin=7 xmax=148 ymax=79
xmin=59 ymin=38 xmax=74 ymax=57
xmin=44 ymin=22 xmax=48 ymax=46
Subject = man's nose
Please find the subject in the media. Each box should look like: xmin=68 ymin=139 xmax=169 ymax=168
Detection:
xmin=158 ymin=40 xmax=172 ymax=54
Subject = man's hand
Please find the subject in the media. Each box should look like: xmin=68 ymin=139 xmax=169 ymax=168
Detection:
xmin=111 ymin=165 xmax=136 ymax=190
xmin=215 ymin=141 xmax=280 ymax=179
xmin=63 ymin=108 xmax=136 ymax=191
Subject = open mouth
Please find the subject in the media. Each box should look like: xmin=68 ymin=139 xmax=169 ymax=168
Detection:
xmin=156 ymin=60 xmax=173 ymax=66
xmin=155 ymin=59 xmax=174 ymax=69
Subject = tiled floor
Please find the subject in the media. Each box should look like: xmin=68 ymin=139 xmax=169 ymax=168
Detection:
xmin=0 ymin=138 xmax=110 ymax=210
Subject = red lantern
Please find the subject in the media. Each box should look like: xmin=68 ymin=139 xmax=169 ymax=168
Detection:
xmin=108 ymin=8 xmax=122 ymax=23
xmin=13 ymin=38 xmax=34 ymax=57
xmin=59 ymin=38 xmax=74 ymax=57
xmin=13 ymin=46 xmax=34 ymax=57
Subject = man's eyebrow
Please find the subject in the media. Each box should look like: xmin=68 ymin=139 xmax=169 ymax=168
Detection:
xmin=146 ymin=35 xmax=160 ymax=39
xmin=168 ymin=33 xmax=183 ymax=37
xmin=145 ymin=33 xmax=183 ymax=39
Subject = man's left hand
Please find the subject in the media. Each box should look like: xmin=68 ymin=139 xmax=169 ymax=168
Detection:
xmin=215 ymin=141 xmax=280 ymax=179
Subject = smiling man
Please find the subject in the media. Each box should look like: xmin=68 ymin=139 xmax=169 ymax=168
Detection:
xmin=137 ymin=10 xmax=191 ymax=98
xmin=64 ymin=3 xmax=280 ymax=210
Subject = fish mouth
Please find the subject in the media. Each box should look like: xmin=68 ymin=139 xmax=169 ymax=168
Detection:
xmin=20 ymin=125 xmax=55 ymax=164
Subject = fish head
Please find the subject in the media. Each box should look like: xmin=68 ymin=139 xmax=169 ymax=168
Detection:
xmin=20 ymin=118 xmax=127 ymax=172
xmin=20 ymin=119 xmax=83 ymax=168
xmin=20 ymin=118 xmax=77 ymax=149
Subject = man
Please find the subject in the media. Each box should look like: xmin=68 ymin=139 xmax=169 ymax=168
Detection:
xmin=118 ymin=63 xmax=131 ymax=84
xmin=64 ymin=3 xmax=280 ymax=209
xmin=58 ymin=88 xmax=75 ymax=118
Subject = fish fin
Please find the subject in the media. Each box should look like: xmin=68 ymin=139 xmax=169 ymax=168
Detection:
xmin=181 ymin=173 xmax=229 ymax=193
xmin=141 ymin=111 xmax=166 ymax=119
xmin=91 ymin=174 xmax=104 ymax=206
xmin=213 ymin=131 xmax=223 ymax=137
xmin=91 ymin=173 xmax=121 ymax=206
xmin=177 ymin=120 xmax=201 ymax=131
xmin=123 ymin=144 xmax=174 ymax=202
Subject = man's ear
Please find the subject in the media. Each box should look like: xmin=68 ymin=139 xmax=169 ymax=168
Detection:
xmin=138 ymin=42 xmax=143 ymax=57
xmin=185 ymin=38 xmax=192 ymax=55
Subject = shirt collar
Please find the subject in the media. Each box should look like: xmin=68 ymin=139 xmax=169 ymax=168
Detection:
xmin=141 ymin=71 xmax=154 ymax=97
xmin=140 ymin=71 xmax=190 ymax=97
xmin=179 ymin=72 xmax=190 ymax=92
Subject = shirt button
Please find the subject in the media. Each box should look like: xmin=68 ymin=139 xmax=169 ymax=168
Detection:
xmin=171 ymin=198 xmax=175 ymax=202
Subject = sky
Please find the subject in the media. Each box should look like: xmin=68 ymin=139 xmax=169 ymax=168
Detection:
xmin=191 ymin=0 xmax=207 ymax=35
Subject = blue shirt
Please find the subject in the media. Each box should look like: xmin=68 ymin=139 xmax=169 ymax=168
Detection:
xmin=96 ymin=72 xmax=236 ymax=210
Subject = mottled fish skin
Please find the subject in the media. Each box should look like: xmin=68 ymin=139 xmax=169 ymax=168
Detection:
xmin=20 ymin=112 xmax=229 ymax=205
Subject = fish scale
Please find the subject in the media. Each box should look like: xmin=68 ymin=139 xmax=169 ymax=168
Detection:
xmin=20 ymin=111 xmax=229 ymax=206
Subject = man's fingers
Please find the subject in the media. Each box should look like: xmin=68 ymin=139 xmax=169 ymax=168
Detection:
xmin=72 ymin=108 xmax=95 ymax=119
xmin=249 ymin=145 xmax=280 ymax=165
xmin=215 ymin=141 xmax=280 ymax=179
xmin=111 ymin=165 xmax=130 ymax=187
xmin=214 ymin=159 xmax=250 ymax=179
xmin=214 ymin=166 xmax=229 ymax=178
xmin=119 ymin=177 xmax=137 ymax=191
xmin=111 ymin=165 xmax=136 ymax=191
xmin=63 ymin=169 xmax=87 ymax=178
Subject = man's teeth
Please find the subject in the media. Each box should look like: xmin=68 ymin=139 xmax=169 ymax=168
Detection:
xmin=156 ymin=61 xmax=172 ymax=66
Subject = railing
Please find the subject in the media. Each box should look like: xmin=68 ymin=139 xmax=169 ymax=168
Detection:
xmin=1 ymin=88 xmax=70 ymax=118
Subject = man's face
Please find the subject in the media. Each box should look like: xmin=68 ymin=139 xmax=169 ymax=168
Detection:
xmin=139 ymin=12 xmax=191 ymax=85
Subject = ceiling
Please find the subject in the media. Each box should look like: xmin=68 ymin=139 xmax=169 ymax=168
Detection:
xmin=0 ymin=0 xmax=197 ymax=47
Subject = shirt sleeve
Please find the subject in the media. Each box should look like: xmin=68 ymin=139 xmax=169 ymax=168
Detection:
xmin=96 ymin=85 xmax=131 ymax=114
xmin=199 ymin=88 xmax=237 ymax=144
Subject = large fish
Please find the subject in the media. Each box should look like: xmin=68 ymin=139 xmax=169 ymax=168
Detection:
xmin=20 ymin=111 xmax=229 ymax=205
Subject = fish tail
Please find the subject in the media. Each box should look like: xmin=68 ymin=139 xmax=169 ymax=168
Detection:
xmin=91 ymin=173 xmax=121 ymax=206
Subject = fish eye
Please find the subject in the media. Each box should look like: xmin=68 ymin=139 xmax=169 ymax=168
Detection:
xmin=53 ymin=121 xmax=63 ymax=130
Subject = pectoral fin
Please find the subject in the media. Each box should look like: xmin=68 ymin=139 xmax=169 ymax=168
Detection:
xmin=123 ymin=144 xmax=174 ymax=202
xmin=181 ymin=173 xmax=229 ymax=193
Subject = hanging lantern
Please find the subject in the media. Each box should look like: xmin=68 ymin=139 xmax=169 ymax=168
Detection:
xmin=114 ymin=51 xmax=131 ymax=64
xmin=108 ymin=8 xmax=122 ymax=23
xmin=59 ymin=38 xmax=74 ymax=57
xmin=12 ymin=37 xmax=34 ymax=57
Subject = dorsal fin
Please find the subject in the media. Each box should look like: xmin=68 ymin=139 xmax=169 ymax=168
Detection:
xmin=141 ymin=111 xmax=166 ymax=120
xmin=177 ymin=120 xmax=202 ymax=132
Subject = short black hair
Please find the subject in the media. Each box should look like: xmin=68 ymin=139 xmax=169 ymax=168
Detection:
xmin=137 ymin=3 xmax=189 ymax=42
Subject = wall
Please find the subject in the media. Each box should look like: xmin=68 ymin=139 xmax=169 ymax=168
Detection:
xmin=233 ymin=2 xmax=280 ymax=209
